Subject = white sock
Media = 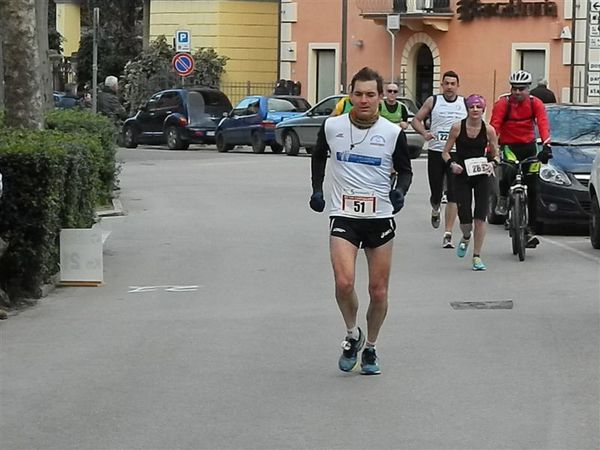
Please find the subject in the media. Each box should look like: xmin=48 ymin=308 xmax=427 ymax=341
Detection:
xmin=346 ymin=326 xmax=359 ymax=340
xmin=366 ymin=341 xmax=376 ymax=349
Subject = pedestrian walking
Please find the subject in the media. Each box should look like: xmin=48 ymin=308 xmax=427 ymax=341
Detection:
xmin=309 ymin=66 xmax=413 ymax=375
xmin=441 ymin=94 xmax=499 ymax=270
xmin=411 ymin=71 xmax=467 ymax=249
xmin=530 ymin=79 xmax=556 ymax=104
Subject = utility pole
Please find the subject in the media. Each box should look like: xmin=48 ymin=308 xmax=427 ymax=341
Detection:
xmin=92 ymin=7 xmax=99 ymax=113
xmin=386 ymin=14 xmax=400 ymax=82
xmin=341 ymin=0 xmax=348 ymax=92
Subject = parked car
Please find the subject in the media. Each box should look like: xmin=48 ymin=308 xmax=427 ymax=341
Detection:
xmin=589 ymin=150 xmax=600 ymax=249
xmin=488 ymin=104 xmax=600 ymax=233
xmin=53 ymin=91 xmax=79 ymax=109
xmin=122 ymin=87 xmax=232 ymax=150
xmin=274 ymin=94 xmax=425 ymax=158
xmin=215 ymin=95 xmax=311 ymax=153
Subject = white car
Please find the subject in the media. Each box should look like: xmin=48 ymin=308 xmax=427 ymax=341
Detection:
xmin=590 ymin=150 xmax=600 ymax=249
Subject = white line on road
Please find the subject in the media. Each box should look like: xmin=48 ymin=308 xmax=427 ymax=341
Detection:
xmin=540 ymin=236 xmax=600 ymax=263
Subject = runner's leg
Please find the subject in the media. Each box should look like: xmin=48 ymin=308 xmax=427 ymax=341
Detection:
xmin=330 ymin=236 xmax=360 ymax=329
xmin=364 ymin=240 xmax=393 ymax=344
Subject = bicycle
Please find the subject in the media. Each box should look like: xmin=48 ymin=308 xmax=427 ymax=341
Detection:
xmin=500 ymin=155 xmax=540 ymax=262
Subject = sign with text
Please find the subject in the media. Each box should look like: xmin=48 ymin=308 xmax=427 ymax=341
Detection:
xmin=588 ymin=85 xmax=600 ymax=97
xmin=175 ymin=30 xmax=191 ymax=52
xmin=589 ymin=72 xmax=600 ymax=85
xmin=60 ymin=229 xmax=103 ymax=283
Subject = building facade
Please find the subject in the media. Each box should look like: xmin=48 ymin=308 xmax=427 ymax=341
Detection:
xmin=281 ymin=0 xmax=599 ymax=107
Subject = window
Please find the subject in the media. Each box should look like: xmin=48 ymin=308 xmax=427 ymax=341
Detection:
xmin=233 ymin=97 xmax=260 ymax=116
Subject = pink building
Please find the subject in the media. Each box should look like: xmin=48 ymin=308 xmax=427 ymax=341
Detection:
xmin=281 ymin=0 xmax=581 ymax=108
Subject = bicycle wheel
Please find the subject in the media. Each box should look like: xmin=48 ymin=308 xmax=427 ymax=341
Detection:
xmin=515 ymin=192 xmax=527 ymax=261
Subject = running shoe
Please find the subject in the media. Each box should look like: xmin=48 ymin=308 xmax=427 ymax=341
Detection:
xmin=442 ymin=233 xmax=454 ymax=249
xmin=431 ymin=209 xmax=441 ymax=229
xmin=456 ymin=237 xmax=470 ymax=258
xmin=441 ymin=192 xmax=448 ymax=204
xmin=495 ymin=196 xmax=508 ymax=216
xmin=360 ymin=347 xmax=381 ymax=375
xmin=472 ymin=256 xmax=487 ymax=271
xmin=338 ymin=327 xmax=365 ymax=372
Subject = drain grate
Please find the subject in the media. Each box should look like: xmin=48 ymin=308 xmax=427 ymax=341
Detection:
xmin=450 ymin=300 xmax=513 ymax=310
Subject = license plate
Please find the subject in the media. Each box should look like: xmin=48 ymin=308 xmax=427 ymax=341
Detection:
xmin=206 ymin=131 xmax=215 ymax=136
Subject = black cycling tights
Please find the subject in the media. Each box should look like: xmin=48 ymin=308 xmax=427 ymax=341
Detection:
xmin=428 ymin=150 xmax=455 ymax=208
xmin=498 ymin=143 xmax=538 ymax=228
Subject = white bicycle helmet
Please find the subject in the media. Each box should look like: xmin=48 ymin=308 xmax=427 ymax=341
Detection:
xmin=509 ymin=70 xmax=532 ymax=85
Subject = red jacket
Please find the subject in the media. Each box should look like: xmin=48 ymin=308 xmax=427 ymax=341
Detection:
xmin=490 ymin=95 xmax=551 ymax=145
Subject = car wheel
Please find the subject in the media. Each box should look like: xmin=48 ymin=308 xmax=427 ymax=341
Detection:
xmin=251 ymin=132 xmax=266 ymax=154
xmin=283 ymin=130 xmax=300 ymax=156
xmin=216 ymin=132 xmax=233 ymax=152
xmin=305 ymin=146 xmax=313 ymax=155
xmin=487 ymin=190 xmax=507 ymax=225
xmin=123 ymin=126 xmax=138 ymax=148
xmin=166 ymin=126 xmax=189 ymax=150
xmin=270 ymin=142 xmax=283 ymax=153
xmin=591 ymin=195 xmax=600 ymax=249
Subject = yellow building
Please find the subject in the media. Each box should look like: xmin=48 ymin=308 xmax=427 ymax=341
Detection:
xmin=55 ymin=0 xmax=82 ymax=57
xmin=149 ymin=0 xmax=279 ymax=84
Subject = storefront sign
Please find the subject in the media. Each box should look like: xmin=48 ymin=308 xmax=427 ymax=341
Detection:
xmin=589 ymin=73 xmax=600 ymax=85
xmin=588 ymin=85 xmax=600 ymax=97
xmin=457 ymin=0 xmax=558 ymax=21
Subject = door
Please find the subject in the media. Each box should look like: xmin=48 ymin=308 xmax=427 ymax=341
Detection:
xmin=139 ymin=92 xmax=162 ymax=140
xmin=415 ymin=45 xmax=433 ymax=107
xmin=316 ymin=50 xmax=336 ymax=102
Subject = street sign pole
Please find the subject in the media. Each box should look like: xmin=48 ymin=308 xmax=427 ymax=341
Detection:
xmin=386 ymin=15 xmax=400 ymax=82
xmin=92 ymin=8 xmax=99 ymax=113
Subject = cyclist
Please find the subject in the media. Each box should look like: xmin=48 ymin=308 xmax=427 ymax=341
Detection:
xmin=490 ymin=70 xmax=552 ymax=248
xmin=442 ymin=94 xmax=499 ymax=270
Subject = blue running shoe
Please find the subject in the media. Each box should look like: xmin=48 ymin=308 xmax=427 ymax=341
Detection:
xmin=360 ymin=347 xmax=381 ymax=375
xmin=456 ymin=237 xmax=470 ymax=258
xmin=338 ymin=327 xmax=365 ymax=372
xmin=472 ymin=256 xmax=487 ymax=271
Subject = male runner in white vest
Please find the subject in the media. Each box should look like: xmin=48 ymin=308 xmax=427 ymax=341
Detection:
xmin=309 ymin=67 xmax=413 ymax=375
xmin=412 ymin=71 xmax=467 ymax=249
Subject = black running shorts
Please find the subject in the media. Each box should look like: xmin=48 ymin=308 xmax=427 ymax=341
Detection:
xmin=329 ymin=216 xmax=396 ymax=249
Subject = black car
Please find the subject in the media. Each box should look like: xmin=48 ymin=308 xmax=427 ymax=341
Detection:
xmin=122 ymin=88 xmax=232 ymax=150
xmin=489 ymin=104 xmax=600 ymax=232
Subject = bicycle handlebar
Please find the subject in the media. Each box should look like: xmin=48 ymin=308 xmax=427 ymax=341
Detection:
xmin=500 ymin=155 xmax=539 ymax=167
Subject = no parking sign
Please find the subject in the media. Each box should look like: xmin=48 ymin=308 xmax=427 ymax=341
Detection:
xmin=172 ymin=53 xmax=195 ymax=77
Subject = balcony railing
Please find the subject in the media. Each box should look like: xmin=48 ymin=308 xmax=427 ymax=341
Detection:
xmin=356 ymin=0 xmax=452 ymax=14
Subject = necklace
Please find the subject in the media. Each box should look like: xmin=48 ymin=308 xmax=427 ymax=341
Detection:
xmin=349 ymin=124 xmax=372 ymax=150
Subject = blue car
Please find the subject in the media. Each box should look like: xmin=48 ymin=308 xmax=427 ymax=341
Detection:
xmin=215 ymin=95 xmax=311 ymax=153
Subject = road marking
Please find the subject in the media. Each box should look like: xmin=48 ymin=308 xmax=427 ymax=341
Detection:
xmin=450 ymin=300 xmax=513 ymax=310
xmin=128 ymin=285 xmax=202 ymax=293
xmin=540 ymin=236 xmax=600 ymax=263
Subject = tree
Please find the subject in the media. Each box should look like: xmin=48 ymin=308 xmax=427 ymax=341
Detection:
xmin=121 ymin=35 xmax=229 ymax=113
xmin=0 ymin=0 xmax=44 ymax=129
xmin=75 ymin=0 xmax=143 ymax=87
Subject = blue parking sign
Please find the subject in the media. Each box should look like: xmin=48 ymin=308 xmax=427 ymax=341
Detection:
xmin=175 ymin=30 xmax=191 ymax=52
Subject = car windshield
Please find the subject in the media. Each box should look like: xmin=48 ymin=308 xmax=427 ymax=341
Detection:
xmin=199 ymin=90 xmax=232 ymax=116
xmin=269 ymin=97 xmax=311 ymax=113
xmin=548 ymin=107 xmax=600 ymax=145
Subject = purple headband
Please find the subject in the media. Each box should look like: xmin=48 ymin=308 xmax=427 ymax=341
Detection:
xmin=466 ymin=94 xmax=486 ymax=110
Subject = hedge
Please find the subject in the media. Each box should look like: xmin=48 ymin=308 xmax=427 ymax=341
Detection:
xmin=46 ymin=109 xmax=119 ymax=203
xmin=0 ymin=129 xmax=101 ymax=299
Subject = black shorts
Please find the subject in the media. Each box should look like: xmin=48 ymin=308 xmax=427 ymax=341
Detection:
xmin=329 ymin=216 xmax=396 ymax=249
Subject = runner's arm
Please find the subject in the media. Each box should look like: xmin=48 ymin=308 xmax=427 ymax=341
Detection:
xmin=485 ymin=124 xmax=500 ymax=163
xmin=410 ymin=96 xmax=434 ymax=138
xmin=441 ymin=122 xmax=460 ymax=164
xmin=392 ymin=131 xmax=413 ymax=194
xmin=311 ymin=122 xmax=329 ymax=192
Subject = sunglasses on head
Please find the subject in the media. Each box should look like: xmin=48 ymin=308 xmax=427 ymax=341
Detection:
xmin=387 ymin=89 xmax=398 ymax=93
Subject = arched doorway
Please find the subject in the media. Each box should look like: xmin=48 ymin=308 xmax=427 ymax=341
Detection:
xmin=415 ymin=45 xmax=433 ymax=106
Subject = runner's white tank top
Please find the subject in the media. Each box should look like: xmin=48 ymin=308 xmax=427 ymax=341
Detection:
xmin=428 ymin=95 xmax=468 ymax=152
xmin=325 ymin=114 xmax=400 ymax=218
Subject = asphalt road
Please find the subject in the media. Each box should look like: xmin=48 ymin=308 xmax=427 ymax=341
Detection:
xmin=1 ymin=144 xmax=599 ymax=450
